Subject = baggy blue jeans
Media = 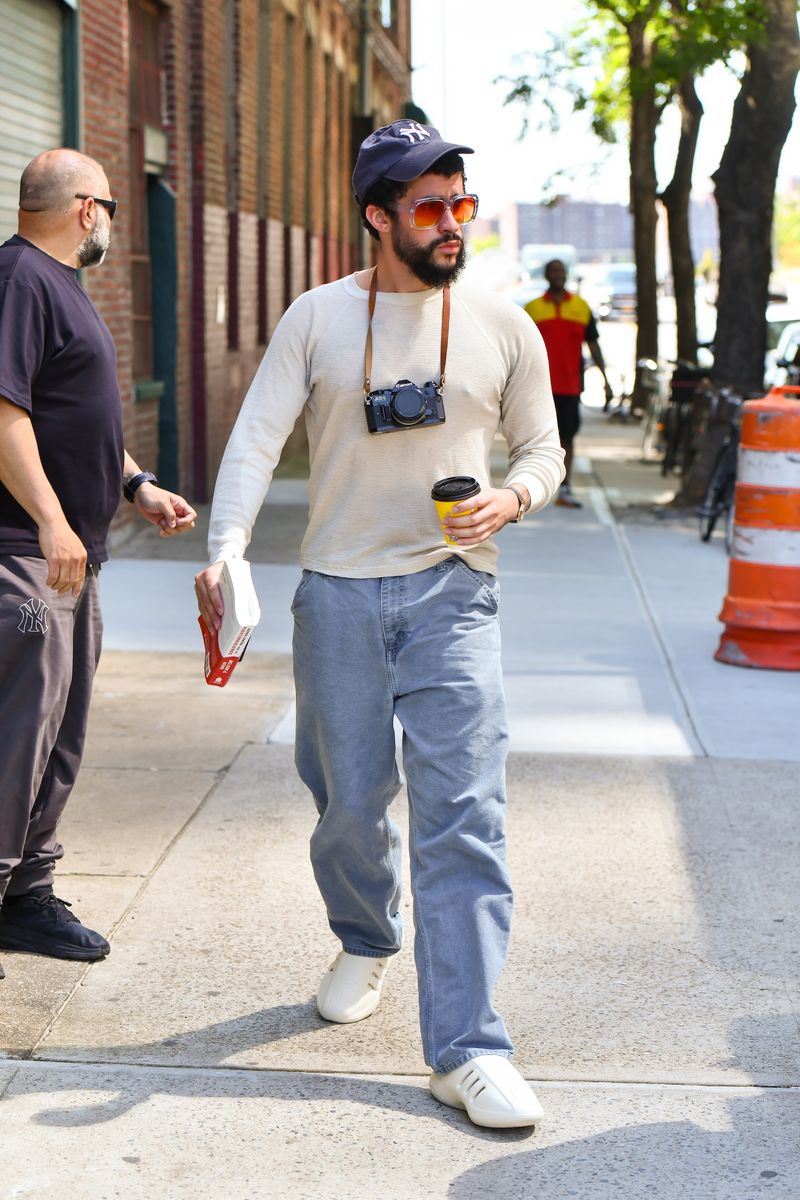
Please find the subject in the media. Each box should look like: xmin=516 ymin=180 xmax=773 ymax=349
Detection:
xmin=292 ymin=556 xmax=514 ymax=1074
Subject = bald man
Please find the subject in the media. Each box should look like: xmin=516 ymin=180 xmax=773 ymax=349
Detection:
xmin=0 ymin=150 xmax=197 ymax=980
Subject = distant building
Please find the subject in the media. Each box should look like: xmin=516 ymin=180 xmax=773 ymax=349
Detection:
xmin=502 ymin=199 xmax=633 ymax=264
xmin=501 ymin=196 xmax=720 ymax=273
xmin=470 ymin=215 xmax=500 ymax=242
xmin=688 ymin=195 xmax=721 ymax=267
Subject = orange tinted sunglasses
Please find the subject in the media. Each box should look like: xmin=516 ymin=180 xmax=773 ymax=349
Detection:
xmin=396 ymin=193 xmax=479 ymax=229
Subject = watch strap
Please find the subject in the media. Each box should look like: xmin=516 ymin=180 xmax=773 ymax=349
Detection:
xmin=505 ymin=484 xmax=528 ymax=523
xmin=123 ymin=470 xmax=158 ymax=503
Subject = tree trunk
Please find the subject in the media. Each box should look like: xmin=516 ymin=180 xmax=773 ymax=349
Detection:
xmin=674 ymin=0 xmax=800 ymax=508
xmin=628 ymin=15 xmax=661 ymax=408
xmin=660 ymin=72 xmax=702 ymax=365
xmin=712 ymin=0 xmax=800 ymax=390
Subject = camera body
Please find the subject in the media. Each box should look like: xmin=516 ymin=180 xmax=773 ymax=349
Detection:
xmin=364 ymin=378 xmax=446 ymax=434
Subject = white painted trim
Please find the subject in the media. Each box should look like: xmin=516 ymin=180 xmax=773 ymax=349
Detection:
xmin=738 ymin=449 xmax=800 ymax=488
xmin=732 ymin=526 xmax=800 ymax=566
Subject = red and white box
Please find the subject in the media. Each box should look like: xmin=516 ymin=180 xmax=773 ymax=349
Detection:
xmin=199 ymin=559 xmax=261 ymax=688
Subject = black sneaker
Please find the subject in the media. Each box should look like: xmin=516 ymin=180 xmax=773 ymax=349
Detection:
xmin=0 ymin=890 xmax=110 ymax=962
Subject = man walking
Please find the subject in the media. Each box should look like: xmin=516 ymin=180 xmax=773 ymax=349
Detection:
xmin=195 ymin=121 xmax=564 ymax=1128
xmin=0 ymin=150 xmax=196 ymax=979
xmin=526 ymin=258 xmax=612 ymax=508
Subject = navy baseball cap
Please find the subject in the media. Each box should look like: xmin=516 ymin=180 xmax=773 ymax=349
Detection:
xmin=352 ymin=119 xmax=474 ymax=205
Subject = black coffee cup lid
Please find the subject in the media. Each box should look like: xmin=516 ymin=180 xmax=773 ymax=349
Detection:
xmin=431 ymin=476 xmax=481 ymax=502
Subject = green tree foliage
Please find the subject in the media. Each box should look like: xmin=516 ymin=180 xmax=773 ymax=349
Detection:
xmin=501 ymin=2 xmax=767 ymax=373
xmin=502 ymin=2 xmax=763 ymax=156
xmin=775 ymin=194 xmax=800 ymax=269
xmin=470 ymin=232 xmax=502 ymax=255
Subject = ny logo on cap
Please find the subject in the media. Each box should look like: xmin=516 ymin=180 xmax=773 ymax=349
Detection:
xmin=398 ymin=122 xmax=430 ymax=144
xmin=18 ymin=597 xmax=49 ymax=635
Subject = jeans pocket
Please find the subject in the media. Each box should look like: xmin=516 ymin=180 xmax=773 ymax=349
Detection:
xmin=291 ymin=569 xmax=315 ymax=613
xmin=452 ymin=559 xmax=500 ymax=614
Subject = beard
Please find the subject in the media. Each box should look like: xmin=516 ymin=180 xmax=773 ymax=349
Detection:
xmin=390 ymin=223 xmax=466 ymax=288
xmin=77 ymin=209 xmax=111 ymax=268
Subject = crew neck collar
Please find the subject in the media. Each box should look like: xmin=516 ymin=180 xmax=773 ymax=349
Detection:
xmin=10 ymin=234 xmax=78 ymax=276
xmin=343 ymin=272 xmax=447 ymax=305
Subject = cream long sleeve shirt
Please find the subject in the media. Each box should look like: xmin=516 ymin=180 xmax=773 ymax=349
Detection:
xmin=208 ymin=272 xmax=565 ymax=577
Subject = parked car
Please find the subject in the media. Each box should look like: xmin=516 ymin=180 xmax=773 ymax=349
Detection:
xmin=510 ymin=280 xmax=545 ymax=309
xmin=509 ymin=269 xmax=582 ymax=310
xmin=764 ymin=318 xmax=800 ymax=389
xmin=765 ymin=302 xmax=800 ymax=348
xmin=511 ymin=258 xmax=610 ymax=311
xmin=693 ymin=302 xmax=800 ymax=390
xmin=595 ymin=263 xmax=637 ymax=320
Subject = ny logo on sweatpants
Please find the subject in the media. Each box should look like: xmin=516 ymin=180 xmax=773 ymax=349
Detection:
xmin=18 ymin=597 xmax=49 ymax=634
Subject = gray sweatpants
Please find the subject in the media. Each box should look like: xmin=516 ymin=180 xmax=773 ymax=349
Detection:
xmin=0 ymin=555 xmax=102 ymax=901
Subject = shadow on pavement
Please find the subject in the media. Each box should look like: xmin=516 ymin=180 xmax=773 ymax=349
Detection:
xmin=14 ymin=1003 xmax=534 ymax=1147
xmin=448 ymin=1091 xmax=796 ymax=1200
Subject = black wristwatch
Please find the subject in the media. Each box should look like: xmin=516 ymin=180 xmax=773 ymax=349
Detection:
xmin=505 ymin=484 xmax=530 ymax=523
xmin=123 ymin=470 xmax=158 ymax=503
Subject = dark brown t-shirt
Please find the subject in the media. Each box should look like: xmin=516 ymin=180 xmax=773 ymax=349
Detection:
xmin=0 ymin=235 xmax=124 ymax=563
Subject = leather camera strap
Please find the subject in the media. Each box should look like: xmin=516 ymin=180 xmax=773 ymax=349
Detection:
xmin=364 ymin=266 xmax=451 ymax=397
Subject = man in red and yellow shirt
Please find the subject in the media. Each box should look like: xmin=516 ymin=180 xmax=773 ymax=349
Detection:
xmin=526 ymin=259 xmax=612 ymax=508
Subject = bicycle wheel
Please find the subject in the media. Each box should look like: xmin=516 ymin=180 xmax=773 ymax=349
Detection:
xmin=641 ymin=396 xmax=660 ymax=457
xmin=698 ymin=442 xmax=734 ymax=542
xmin=661 ymin=403 xmax=679 ymax=476
xmin=676 ymin=400 xmax=697 ymax=477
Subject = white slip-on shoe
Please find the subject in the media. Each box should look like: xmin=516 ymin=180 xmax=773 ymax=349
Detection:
xmin=429 ymin=1055 xmax=544 ymax=1129
xmin=316 ymin=950 xmax=389 ymax=1023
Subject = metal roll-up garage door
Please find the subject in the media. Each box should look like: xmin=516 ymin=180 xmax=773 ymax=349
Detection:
xmin=0 ymin=0 xmax=64 ymax=240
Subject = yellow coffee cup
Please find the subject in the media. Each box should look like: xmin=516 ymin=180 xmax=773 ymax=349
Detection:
xmin=431 ymin=476 xmax=480 ymax=545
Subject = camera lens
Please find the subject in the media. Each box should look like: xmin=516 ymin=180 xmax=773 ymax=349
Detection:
xmin=390 ymin=382 xmax=427 ymax=426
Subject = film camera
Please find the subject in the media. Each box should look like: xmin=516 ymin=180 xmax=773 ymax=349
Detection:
xmin=364 ymin=378 xmax=446 ymax=434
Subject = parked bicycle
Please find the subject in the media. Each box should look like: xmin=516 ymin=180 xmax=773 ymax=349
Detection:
xmin=696 ymin=388 xmax=742 ymax=553
xmin=638 ymin=357 xmax=671 ymax=459
xmin=661 ymin=360 xmax=712 ymax=478
xmin=602 ymin=362 xmax=635 ymax=418
xmin=698 ymin=383 xmax=800 ymax=552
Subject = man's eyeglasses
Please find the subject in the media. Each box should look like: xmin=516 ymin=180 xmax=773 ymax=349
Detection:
xmin=393 ymin=193 xmax=479 ymax=230
xmin=75 ymin=194 xmax=118 ymax=221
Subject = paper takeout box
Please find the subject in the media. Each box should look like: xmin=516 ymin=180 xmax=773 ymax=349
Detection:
xmin=199 ymin=559 xmax=260 ymax=688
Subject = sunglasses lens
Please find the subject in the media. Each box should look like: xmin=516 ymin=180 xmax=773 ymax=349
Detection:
xmin=451 ymin=195 xmax=477 ymax=224
xmin=411 ymin=199 xmax=445 ymax=228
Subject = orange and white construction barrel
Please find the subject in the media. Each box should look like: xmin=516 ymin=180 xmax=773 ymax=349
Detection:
xmin=716 ymin=386 xmax=800 ymax=670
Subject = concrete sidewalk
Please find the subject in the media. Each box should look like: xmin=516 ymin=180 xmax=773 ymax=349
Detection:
xmin=1 ymin=406 xmax=798 ymax=1199
xmin=98 ymin=405 xmax=798 ymax=761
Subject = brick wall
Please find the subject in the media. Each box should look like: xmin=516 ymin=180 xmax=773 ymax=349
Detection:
xmin=266 ymin=217 xmax=285 ymax=338
xmin=239 ymin=212 xmax=260 ymax=350
xmin=74 ymin=0 xmax=411 ymax=509
xmin=203 ymin=203 xmax=229 ymax=477
xmin=309 ymin=233 xmax=324 ymax=291
xmin=79 ymin=1 xmax=138 ymax=492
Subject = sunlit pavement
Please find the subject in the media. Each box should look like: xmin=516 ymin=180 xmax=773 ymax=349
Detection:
xmin=97 ymin=389 xmax=798 ymax=761
xmin=2 ymin=391 xmax=798 ymax=1199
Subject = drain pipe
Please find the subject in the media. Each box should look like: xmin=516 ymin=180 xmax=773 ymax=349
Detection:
xmin=358 ymin=0 xmax=372 ymax=268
